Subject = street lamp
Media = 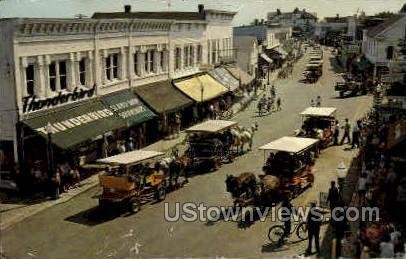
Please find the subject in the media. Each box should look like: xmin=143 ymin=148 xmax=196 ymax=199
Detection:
xmin=46 ymin=122 xmax=58 ymax=199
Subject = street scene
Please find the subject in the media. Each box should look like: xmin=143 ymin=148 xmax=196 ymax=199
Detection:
xmin=1 ymin=1 xmax=406 ymax=258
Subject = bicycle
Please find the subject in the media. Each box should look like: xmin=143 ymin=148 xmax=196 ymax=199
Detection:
xmin=267 ymin=221 xmax=308 ymax=244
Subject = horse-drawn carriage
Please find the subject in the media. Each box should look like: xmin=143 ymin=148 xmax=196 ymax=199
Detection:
xmin=97 ymin=150 xmax=168 ymax=212
xmin=185 ymin=120 xmax=256 ymax=172
xmin=303 ymin=63 xmax=322 ymax=83
xmin=296 ymin=107 xmax=337 ymax=148
xmin=226 ymin=137 xmax=319 ymax=206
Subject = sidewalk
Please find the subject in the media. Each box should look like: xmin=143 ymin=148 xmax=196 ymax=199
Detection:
xmin=0 ymin=73 xmax=274 ymax=231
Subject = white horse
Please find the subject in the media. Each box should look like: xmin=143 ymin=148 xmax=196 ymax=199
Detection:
xmin=230 ymin=126 xmax=255 ymax=153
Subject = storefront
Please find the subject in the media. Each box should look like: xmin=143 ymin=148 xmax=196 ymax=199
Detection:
xmin=173 ymin=73 xmax=229 ymax=119
xmin=224 ymin=66 xmax=254 ymax=91
xmin=134 ymin=80 xmax=193 ymax=138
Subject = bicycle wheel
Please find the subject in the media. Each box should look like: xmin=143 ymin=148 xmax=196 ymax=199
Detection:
xmin=267 ymin=225 xmax=285 ymax=244
xmin=296 ymin=222 xmax=308 ymax=240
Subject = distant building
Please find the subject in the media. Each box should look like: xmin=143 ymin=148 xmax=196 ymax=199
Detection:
xmin=361 ymin=13 xmax=406 ymax=80
xmin=233 ymin=36 xmax=259 ymax=76
xmin=267 ymin=8 xmax=317 ymax=35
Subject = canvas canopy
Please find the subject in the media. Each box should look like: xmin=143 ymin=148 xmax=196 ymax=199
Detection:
xmin=258 ymin=136 xmax=319 ymax=153
xmin=97 ymin=150 xmax=164 ymax=165
xmin=260 ymin=53 xmax=273 ymax=64
xmin=300 ymin=107 xmax=337 ymax=117
xmin=185 ymin=120 xmax=237 ymax=133
xmin=174 ymin=74 xmax=228 ymax=102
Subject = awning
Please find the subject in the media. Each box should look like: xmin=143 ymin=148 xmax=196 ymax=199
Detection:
xmin=208 ymin=67 xmax=240 ymax=92
xmin=185 ymin=120 xmax=237 ymax=133
xmin=134 ymin=80 xmax=193 ymax=114
xmin=174 ymin=74 xmax=228 ymax=102
xmin=265 ymin=49 xmax=283 ymax=60
xmin=225 ymin=67 xmax=254 ymax=86
xmin=98 ymin=150 xmax=164 ymax=165
xmin=101 ymin=89 xmax=156 ymax=126
xmin=260 ymin=53 xmax=273 ymax=64
xmin=259 ymin=136 xmax=319 ymax=153
xmin=22 ymin=99 xmax=125 ymax=149
xmin=300 ymin=107 xmax=337 ymax=117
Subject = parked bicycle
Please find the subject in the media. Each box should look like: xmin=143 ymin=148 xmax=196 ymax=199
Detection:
xmin=267 ymin=220 xmax=308 ymax=244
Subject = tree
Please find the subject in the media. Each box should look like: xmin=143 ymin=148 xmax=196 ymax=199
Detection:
xmin=276 ymin=9 xmax=281 ymax=15
xmin=374 ymin=11 xmax=395 ymax=19
xmin=293 ymin=7 xmax=300 ymax=14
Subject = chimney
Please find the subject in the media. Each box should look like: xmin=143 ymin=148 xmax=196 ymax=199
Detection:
xmin=124 ymin=5 xmax=131 ymax=13
xmin=198 ymin=4 xmax=204 ymax=14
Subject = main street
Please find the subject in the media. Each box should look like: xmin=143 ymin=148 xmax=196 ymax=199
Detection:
xmin=2 ymin=50 xmax=372 ymax=258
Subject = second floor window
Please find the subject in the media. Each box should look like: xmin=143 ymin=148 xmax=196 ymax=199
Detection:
xmin=184 ymin=46 xmax=189 ymax=67
xmin=175 ymin=47 xmax=181 ymax=70
xmin=387 ymin=46 xmax=394 ymax=60
xmin=26 ymin=64 xmax=35 ymax=96
xmin=79 ymin=59 xmax=86 ymax=86
xmin=105 ymin=53 xmax=119 ymax=80
xmin=189 ymin=46 xmax=194 ymax=67
xmin=48 ymin=61 xmax=67 ymax=91
xmin=197 ymin=45 xmax=202 ymax=64
xmin=145 ymin=51 xmax=153 ymax=74
xmin=134 ymin=53 xmax=139 ymax=76
xmin=160 ymin=51 xmax=164 ymax=71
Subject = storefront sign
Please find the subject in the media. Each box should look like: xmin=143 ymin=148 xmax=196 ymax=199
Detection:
xmin=35 ymin=108 xmax=114 ymax=135
xmin=108 ymin=97 xmax=147 ymax=119
xmin=22 ymin=87 xmax=96 ymax=113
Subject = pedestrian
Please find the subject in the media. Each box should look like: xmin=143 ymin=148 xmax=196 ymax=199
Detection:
xmin=357 ymin=173 xmax=368 ymax=206
xmin=351 ymin=121 xmax=360 ymax=149
xmin=316 ymin=96 xmax=321 ymax=107
xmin=327 ymin=181 xmax=340 ymax=212
xmin=333 ymin=120 xmax=340 ymax=145
xmin=310 ymin=99 xmax=315 ymax=107
xmin=118 ymin=140 xmax=126 ymax=153
xmin=127 ymin=137 xmax=135 ymax=151
xmin=305 ymin=202 xmax=323 ymax=256
xmin=340 ymin=118 xmax=351 ymax=145
xmin=174 ymin=113 xmax=181 ymax=137
xmin=192 ymin=106 xmax=199 ymax=123
xmin=266 ymin=97 xmax=273 ymax=113
xmin=276 ymin=97 xmax=281 ymax=111
xmin=280 ymin=196 xmax=294 ymax=242
xmin=209 ymin=104 xmax=215 ymax=119
xmin=271 ymin=85 xmax=276 ymax=99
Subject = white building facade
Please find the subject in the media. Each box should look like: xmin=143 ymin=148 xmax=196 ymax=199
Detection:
xmin=0 ymin=5 xmax=236 ymax=165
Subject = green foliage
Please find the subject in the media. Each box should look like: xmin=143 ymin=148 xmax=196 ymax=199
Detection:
xmin=374 ymin=11 xmax=395 ymax=19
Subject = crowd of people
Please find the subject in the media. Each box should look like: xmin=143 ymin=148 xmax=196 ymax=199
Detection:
xmin=333 ymin=108 xmax=406 ymax=258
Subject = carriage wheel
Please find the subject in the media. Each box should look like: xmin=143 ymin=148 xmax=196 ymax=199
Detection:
xmin=267 ymin=225 xmax=285 ymax=244
xmin=155 ymin=185 xmax=166 ymax=201
xmin=129 ymin=198 xmax=141 ymax=213
xmin=296 ymin=222 xmax=308 ymax=240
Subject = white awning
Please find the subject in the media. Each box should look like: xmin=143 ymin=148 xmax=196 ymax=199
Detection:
xmin=260 ymin=53 xmax=273 ymax=64
xmin=98 ymin=150 xmax=164 ymax=165
xmin=258 ymin=136 xmax=319 ymax=153
xmin=300 ymin=107 xmax=337 ymax=117
xmin=186 ymin=119 xmax=237 ymax=133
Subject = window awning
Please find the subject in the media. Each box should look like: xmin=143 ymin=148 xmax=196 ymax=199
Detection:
xmin=134 ymin=80 xmax=193 ymax=114
xmin=260 ymin=53 xmax=273 ymax=64
xmin=22 ymin=99 xmax=125 ymax=149
xmin=225 ymin=66 xmax=254 ymax=86
xmin=173 ymin=74 xmax=228 ymax=102
xmin=100 ymin=89 xmax=156 ymax=126
xmin=208 ymin=67 xmax=240 ymax=92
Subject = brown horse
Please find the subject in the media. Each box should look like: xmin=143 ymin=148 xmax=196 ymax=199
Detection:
xmin=225 ymin=172 xmax=257 ymax=198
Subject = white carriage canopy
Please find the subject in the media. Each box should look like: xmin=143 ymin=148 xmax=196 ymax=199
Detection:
xmin=97 ymin=150 xmax=164 ymax=165
xmin=185 ymin=120 xmax=237 ymax=133
xmin=300 ymin=107 xmax=337 ymax=117
xmin=258 ymin=136 xmax=319 ymax=153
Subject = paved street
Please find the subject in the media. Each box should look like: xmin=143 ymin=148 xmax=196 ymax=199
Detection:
xmin=1 ymin=50 xmax=372 ymax=258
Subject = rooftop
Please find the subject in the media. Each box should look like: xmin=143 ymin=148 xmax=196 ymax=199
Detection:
xmin=366 ymin=14 xmax=405 ymax=38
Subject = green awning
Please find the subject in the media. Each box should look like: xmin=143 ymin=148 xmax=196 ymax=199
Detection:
xmin=134 ymin=80 xmax=193 ymax=114
xmin=101 ymin=89 xmax=156 ymax=125
xmin=22 ymin=99 xmax=125 ymax=149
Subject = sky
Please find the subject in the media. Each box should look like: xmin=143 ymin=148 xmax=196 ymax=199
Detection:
xmin=0 ymin=0 xmax=404 ymax=25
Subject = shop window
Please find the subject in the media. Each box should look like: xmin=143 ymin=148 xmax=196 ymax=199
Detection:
xmin=26 ymin=64 xmax=35 ymax=96
xmin=79 ymin=59 xmax=86 ymax=86
xmin=49 ymin=62 xmax=57 ymax=91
